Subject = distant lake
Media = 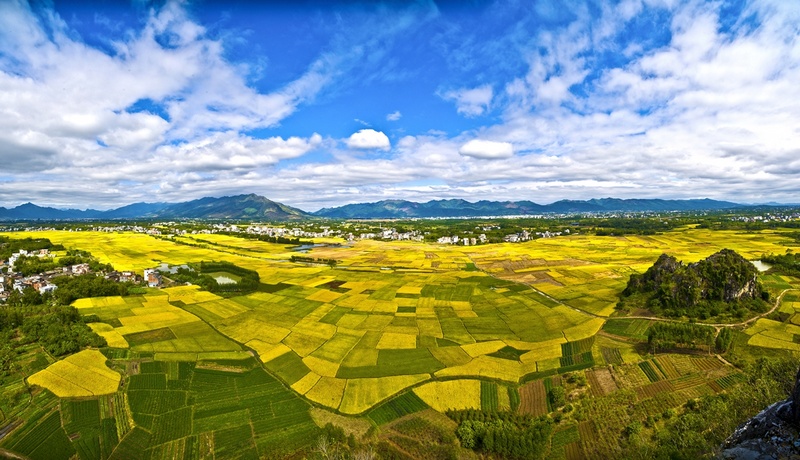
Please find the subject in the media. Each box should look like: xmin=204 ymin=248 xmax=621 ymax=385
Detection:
xmin=750 ymin=260 xmax=772 ymax=272
xmin=290 ymin=243 xmax=348 ymax=253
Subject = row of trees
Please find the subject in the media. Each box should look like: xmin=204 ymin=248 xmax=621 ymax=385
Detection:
xmin=168 ymin=261 xmax=261 ymax=294
xmin=290 ymin=255 xmax=338 ymax=267
xmin=219 ymin=231 xmax=306 ymax=246
xmin=647 ymin=322 xmax=715 ymax=352
xmin=0 ymin=236 xmax=64 ymax=260
xmin=449 ymin=410 xmax=553 ymax=459
xmin=761 ymin=251 xmax=800 ymax=277
xmin=11 ymin=250 xmax=112 ymax=277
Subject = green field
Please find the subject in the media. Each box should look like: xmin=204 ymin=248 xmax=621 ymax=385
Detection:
xmin=2 ymin=227 xmax=800 ymax=458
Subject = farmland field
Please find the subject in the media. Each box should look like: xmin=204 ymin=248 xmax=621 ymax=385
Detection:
xmin=2 ymin=227 xmax=800 ymax=459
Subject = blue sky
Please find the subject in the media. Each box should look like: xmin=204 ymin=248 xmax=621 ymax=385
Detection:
xmin=1 ymin=0 xmax=799 ymax=210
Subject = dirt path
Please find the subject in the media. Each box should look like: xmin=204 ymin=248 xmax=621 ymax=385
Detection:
xmin=0 ymin=447 xmax=29 ymax=460
xmin=623 ymin=288 xmax=795 ymax=328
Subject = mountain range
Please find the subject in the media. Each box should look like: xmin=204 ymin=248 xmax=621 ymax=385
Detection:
xmin=0 ymin=194 xmax=306 ymax=221
xmin=312 ymin=197 xmax=742 ymax=218
xmin=0 ymin=194 xmax=761 ymax=221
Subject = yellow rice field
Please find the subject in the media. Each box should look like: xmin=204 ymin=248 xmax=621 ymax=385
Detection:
xmin=9 ymin=227 xmax=799 ymax=413
xmin=413 ymin=380 xmax=482 ymax=412
xmin=28 ymin=350 xmax=121 ymax=397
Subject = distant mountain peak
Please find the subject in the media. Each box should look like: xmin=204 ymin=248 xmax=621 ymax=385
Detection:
xmin=0 ymin=195 xmax=753 ymax=221
xmin=311 ymin=197 xmax=741 ymax=219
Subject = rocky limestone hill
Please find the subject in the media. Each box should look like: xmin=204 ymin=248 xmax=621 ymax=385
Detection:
xmin=620 ymin=249 xmax=768 ymax=318
xmin=721 ymin=366 xmax=800 ymax=459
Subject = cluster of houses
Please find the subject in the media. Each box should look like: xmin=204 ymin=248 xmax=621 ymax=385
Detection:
xmin=0 ymin=246 xmax=152 ymax=302
xmin=354 ymin=228 xmax=425 ymax=242
xmin=434 ymin=228 xmax=568 ymax=245
xmin=0 ymin=262 xmax=91 ymax=301
xmin=503 ymin=229 xmax=569 ymax=242
xmin=437 ymin=234 xmax=488 ymax=245
xmin=730 ymin=212 xmax=800 ymax=223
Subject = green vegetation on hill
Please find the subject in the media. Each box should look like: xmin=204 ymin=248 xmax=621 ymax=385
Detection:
xmin=620 ymin=249 xmax=769 ymax=319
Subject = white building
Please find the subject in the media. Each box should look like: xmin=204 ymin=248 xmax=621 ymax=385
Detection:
xmin=144 ymin=268 xmax=162 ymax=288
xmin=39 ymin=284 xmax=58 ymax=295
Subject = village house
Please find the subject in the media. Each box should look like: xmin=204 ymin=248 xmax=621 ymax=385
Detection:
xmin=71 ymin=263 xmax=91 ymax=275
xmin=143 ymin=268 xmax=163 ymax=288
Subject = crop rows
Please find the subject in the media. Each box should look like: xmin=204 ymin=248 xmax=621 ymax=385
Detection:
xmin=602 ymin=319 xmax=652 ymax=340
xmin=635 ymin=380 xmax=674 ymax=400
xmin=62 ymin=399 xmax=101 ymax=433
xmin=8 ymin=411 xmax=66 ymax=457
xmin=152 ymin=406 xmax=193 ymax=445
xmin=366 ymin=391 xmax=428 ymax=425
xmin=518 ymin=380 xmax=548 ymax=416
xmin=560 ymin=351 xmax=593 ymax=368
xmin=716 ymin=373 xmax=746 ymax=390
xmin=692 ymin=357 xmax=723 ymax=371
xmin=561 ymin=337 xmax=595 ymax=356
xmin=508 ymin=386 xmax=521 ymax=412
xmin=653 ymin=356 xmax=682 ymax=379
xmin=638 ymin=361 xmax=662 ymax=383
xmin=100 ymin=418 xmax=119 ymax=460
xmin=481 ymin=381 xmax=499 ymax=411
xmin=600 ymin=347 xmax=623 ymax=365
xmin=551 ymin=425 xmax=580 ymax=448
xmin=108 ymin=427 xmax=151 ymax=460
xmin=128 ymin=373 xmax=167 ymax=390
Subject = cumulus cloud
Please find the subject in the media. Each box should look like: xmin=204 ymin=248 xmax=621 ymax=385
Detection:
xmin=346 ymin=129 xmax=391 ymax=151
xmin=0 ymin=1 xmax=330 ymax=171
xmin=458 ymin=140 xmax=514 ymax=159
xmin=441 ymin=85 xmax=493 ymax=116
xmin=154 ymin=133 xmax=322 ymax=172
xmin=386 ymin=110 xmax=402 ymax=121
xmin=3 ymin=0 xmax=800 ymax=210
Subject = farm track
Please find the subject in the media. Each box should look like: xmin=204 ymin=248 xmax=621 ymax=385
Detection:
xmin=622 ymin=288 xmax=796 ymax=331
xmin=0 ymin=447 xmax=29 ymax=460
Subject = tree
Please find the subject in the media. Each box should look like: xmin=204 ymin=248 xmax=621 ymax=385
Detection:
xmin=548 ymin=386 xmax=566 ymax=408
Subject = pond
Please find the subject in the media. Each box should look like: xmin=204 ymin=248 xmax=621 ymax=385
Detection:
xmin=213 ymin=275 xmax=238 ymax=285
xmin=750 ymin=260 xmax=772 ymax=272
xmin=157 ymin=263 xmax=192 ymax=274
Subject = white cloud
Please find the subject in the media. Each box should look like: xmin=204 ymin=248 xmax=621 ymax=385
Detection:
xmin=0 ymin=1 xmax=331 ymax=171
xmin=3 ymin=1 xmax=800 ymax=210
xmin=441 ymin=85 xmax=493 ymax=116
xmin=386 ymin=110 xmax=402 ymax=121
xmin=154 ymin=132 xmax=322 ymax=172
xmin=346 ymin=129 xmax=391 ymax=151
xmin=458 ymin=140 xmax=514 ymax=159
